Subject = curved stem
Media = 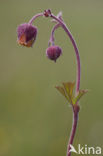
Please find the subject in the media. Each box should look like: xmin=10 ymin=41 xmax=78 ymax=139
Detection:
xmin=50 ymin=14 xmax=81 ymax=94
xmin=49 ymin=14 xmax=81 ymax=156
xmin=28 ymin=12 xmax=81 ymax=94
xmin=48 ymin=23 xmax=60 ymax=46
xmin=29 ymin=13 xmax=44 ymax=24
xmin=28 ymin=11 xmax=81 ymax=156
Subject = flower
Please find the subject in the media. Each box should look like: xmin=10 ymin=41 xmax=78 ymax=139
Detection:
xmin=17 ymin=23 xmax=37 ymax=47
xmin=46 ymin=45 xmax=62 ymax=62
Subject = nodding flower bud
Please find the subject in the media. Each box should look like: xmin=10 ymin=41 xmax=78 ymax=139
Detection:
xmin=46 ymin=45 xmax=62 ymax=62
xmin=17 ymin=23 xmax=37 ymax=47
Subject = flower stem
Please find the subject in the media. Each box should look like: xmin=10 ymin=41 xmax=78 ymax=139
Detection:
xmin=50 ymin=14 xmax=81 ymax=94
xmin=50 ymin=13 xmax=81 ymax=156
xmin=29 ymin=11 xmax=81 ymax=156
xmin=28 ymin=12 xmax=81 ymax=93
xmin=29 ymin=13 xmax=43 ymax=24
xmin=48 ymin=23 xmax=60 ymax=46
xmin=67 ymin=110 xmax=78 ymax=156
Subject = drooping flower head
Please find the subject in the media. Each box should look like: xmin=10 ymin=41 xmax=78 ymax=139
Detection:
xmin=46 ymin=45 xmax=62 ymax=62
xmin=17 ymin=23 xmax=37 ymax=47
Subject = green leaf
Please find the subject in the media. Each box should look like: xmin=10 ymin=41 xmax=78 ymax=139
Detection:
xmin=55 ymin=86 xmax=67 ymax=98
xmin=62 ymin=82 xmax=75 ymax=97
xmin=56 ymin=81 xmax=88 ymax=106
xmin=74 ymin=89 xmax=88 ymax=104
xmin=56 ymin=82 xmax=75 ymax=105
xmin=62 ymin=82 xmax=75 ymax=104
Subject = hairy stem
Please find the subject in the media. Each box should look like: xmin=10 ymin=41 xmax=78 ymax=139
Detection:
xmin=50 ymin=14 xmax=81 ymax=94
xmin=48 ymin=23 xmax=60 ymax=46
xmin=67 ymin=110 xmax=78 ymax=156
xmin=29 ymin=11 xmax=81 ymax=156
xmin=50 ymin=14 xmax=81 ymax=156
xmin=28 ymin=12 xmax=81 ymax=93
xmin=29 ymin=13 xmax=43 ymax=24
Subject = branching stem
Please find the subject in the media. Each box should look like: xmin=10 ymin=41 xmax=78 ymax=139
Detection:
xmin=28 ymin=10 xmax=81 ymax=156
xmin=50 ymin=14 xmax=81 ymax=94
xmin=50 ymin=13 xmax=80 ymax=156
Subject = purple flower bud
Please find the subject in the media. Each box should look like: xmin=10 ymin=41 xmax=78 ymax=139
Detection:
xmin=46 ymin=45 xmax=62 ymax=62
xmin=17 ymin=23 xmax=37 ymax=47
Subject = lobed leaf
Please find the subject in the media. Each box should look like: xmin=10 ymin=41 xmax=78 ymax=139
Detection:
xmin=56 ymin=81 xmax=88 ymax=106
xmin=74 ymin=89 xmax=88 ymax=104
xmin=62 ymin=82 xmax=75 ymax=104
xmin=56 ymin=82 xmax=75 ymax=105
xmin=55 ymin=86 xmax=69 ymax=101
xmin=62 ymin=82 xmax=75 ymax=97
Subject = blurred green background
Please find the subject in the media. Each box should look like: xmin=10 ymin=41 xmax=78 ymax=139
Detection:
xmin=0 ymin=0 xmax=103 ymax=156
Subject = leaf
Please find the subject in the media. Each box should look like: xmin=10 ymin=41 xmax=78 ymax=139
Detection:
xmin=62 ymin=82 xmax=75 ymax=104
xmin=56 ymin=81 xmax=88 ymax=106
xmin=74 ymin=89 xmax=88 ymax=104
xmin=55 ymin=86 xmax=68 ymax=100
xmin=56 ymin=82 xmax=75 ymax=105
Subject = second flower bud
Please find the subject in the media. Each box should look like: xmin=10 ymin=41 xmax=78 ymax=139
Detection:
xmin=46 ymin=45 xmax=62 ymax=62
